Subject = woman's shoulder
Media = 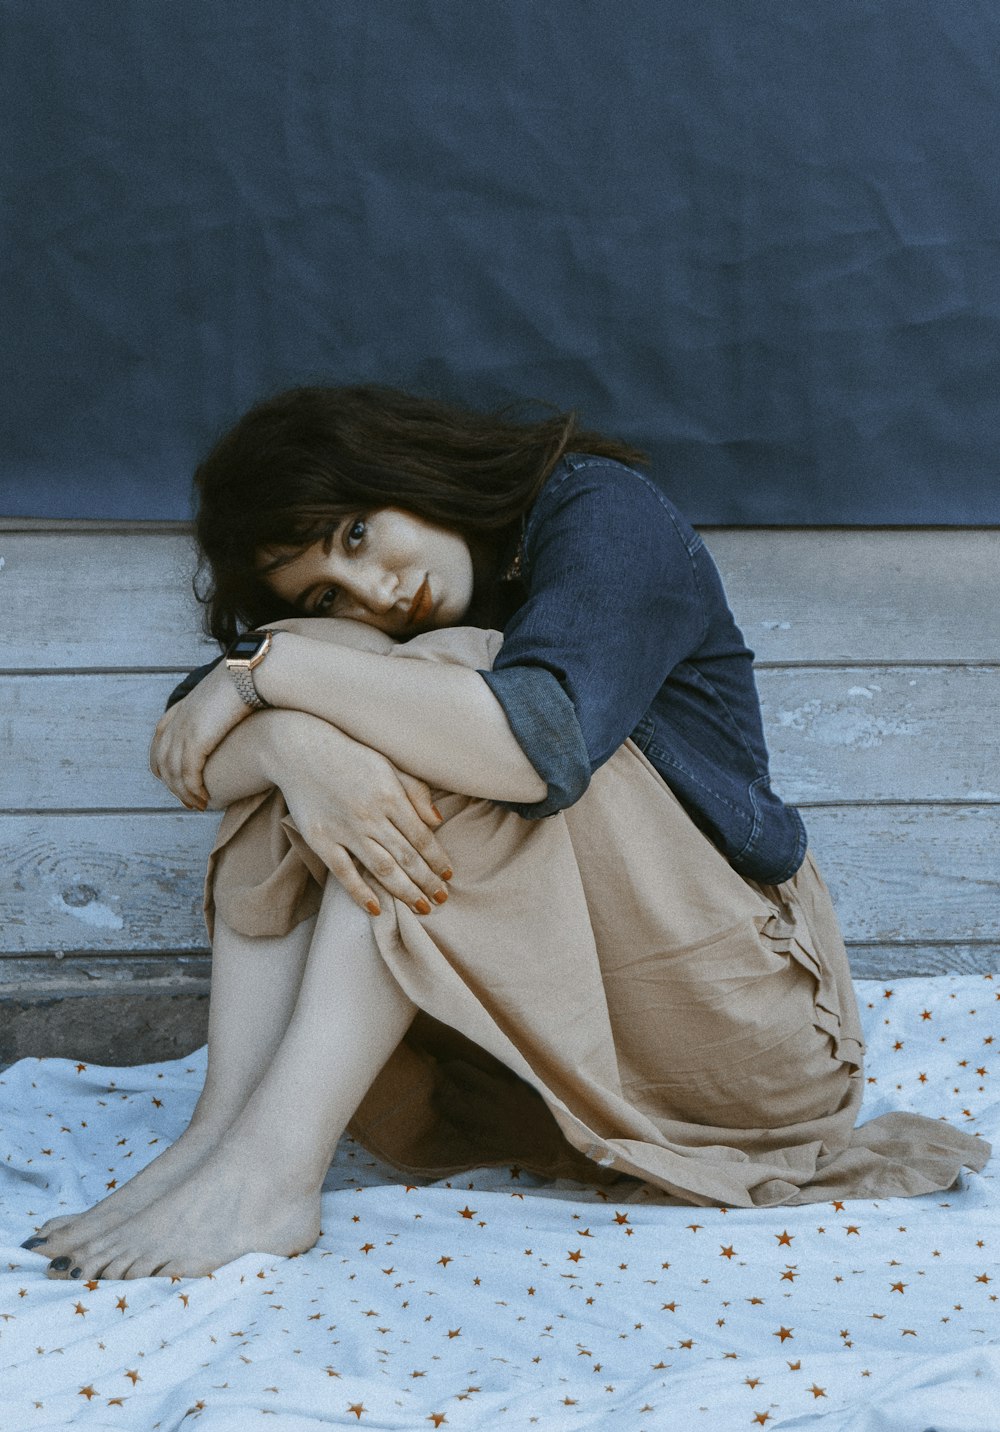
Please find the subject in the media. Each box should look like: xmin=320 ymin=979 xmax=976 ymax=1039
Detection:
xmin=529 ymin=452 xmax=701 ymax=555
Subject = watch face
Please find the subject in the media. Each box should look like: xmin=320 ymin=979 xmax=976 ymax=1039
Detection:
xmin=229 ymin=636 xmax=264 ymax=658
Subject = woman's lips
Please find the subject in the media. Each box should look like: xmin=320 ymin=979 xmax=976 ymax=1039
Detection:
xmin=407 ymin=576 xmax=433 ymax=626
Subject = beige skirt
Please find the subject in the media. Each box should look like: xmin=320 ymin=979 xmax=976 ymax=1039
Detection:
xmin=205 ymin=628 xmax=989 ymax=1208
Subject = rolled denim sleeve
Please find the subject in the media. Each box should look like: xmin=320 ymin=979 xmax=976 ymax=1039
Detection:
xmin=479 ymin=459 xmax=708 ymax=818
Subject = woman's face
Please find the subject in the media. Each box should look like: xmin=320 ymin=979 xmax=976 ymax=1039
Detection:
xmin=261 ymin=508 xmax=475 ymax=636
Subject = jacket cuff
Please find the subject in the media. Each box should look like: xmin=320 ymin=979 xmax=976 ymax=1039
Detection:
xmin=477 ymin=665 xmax=591 ymax=818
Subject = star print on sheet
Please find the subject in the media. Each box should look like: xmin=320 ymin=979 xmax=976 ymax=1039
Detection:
xmin=0 ymin=976 xmax=996 ymax=1428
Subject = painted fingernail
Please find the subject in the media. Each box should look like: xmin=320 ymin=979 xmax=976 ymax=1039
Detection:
xmin=440 ymin=867 xmax=454 ymax=882
xmin=432 ymin=805 xmax=444 ymax=821
xmin=413 ymin=898 xmax=432 ymax=916
xmin=366 ymin=899 xmax=380 ymax=916
xmin=48 ymin=1257 xmax=71 ymax=1271
xmin=20 ymin=1236 xmax=47 ymax=1249
xmin=432 ymin=889 xmax=448 ymax=904
xmin=69 ymin=1267 xmax=82 ymax=1279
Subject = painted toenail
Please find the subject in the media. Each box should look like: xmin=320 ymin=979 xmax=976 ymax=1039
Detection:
xmin=69 ymin=1267 xmax=82 ymax=1279
xmin=21 ymin=1236 xmax=47 ymax=1249
xmin=48 ymin=1257 xmax=71 ymax=1271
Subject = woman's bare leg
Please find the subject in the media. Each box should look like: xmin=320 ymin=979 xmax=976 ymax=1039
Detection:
xmin=28 ymin=913 xmax=315 ymax=1252
xmin=44 ymin=877 xmax=416 ymax=1280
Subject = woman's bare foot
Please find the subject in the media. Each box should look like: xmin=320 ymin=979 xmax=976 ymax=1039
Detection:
xmin=42 ymin=1134 xmax=320 ymax=1281
xmin=24 ymin=1118 xmax=229 ymax=1259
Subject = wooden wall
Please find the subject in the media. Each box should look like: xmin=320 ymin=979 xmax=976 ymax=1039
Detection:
xmin=2 ymin=522 xmax=998 ymax=1063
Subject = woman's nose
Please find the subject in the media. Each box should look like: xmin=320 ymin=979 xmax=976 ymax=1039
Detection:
xmin=351 ymin=565 xmax=398 ymax=613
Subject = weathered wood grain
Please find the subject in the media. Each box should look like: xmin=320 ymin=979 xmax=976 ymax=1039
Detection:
xmin=702 ymin=528 xmax=1000 ymax=664
xmin=845 ymin=945 xmax=999 ymax=979
xmin=759 ymin=666 xmax=1000 ymax=804
xmin=4 ymin=665 xmax=999 ymax=810
xmin=0 ymin=530 xmax=214 ymax=669
xmin=2 ymin=806 xmax=997 ymax=955
xmin=804 ymin=806 xmax=1000 ymax=944
xmin=0 ymin=813 xmax=221 ymax=954
xmin=1 ymin=674 xmax=181 ymax=808
xmin=4 ymin=527 xmax=999 ymax=669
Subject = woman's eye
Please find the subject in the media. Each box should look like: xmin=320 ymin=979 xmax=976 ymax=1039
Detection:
xmin=314 ymin=587 xmax=338 ymax=614
xmin=345 ymin=518 xmax=367 ymax=549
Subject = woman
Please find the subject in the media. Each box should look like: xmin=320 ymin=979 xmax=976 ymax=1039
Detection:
xmin=26 ymin=386 xmax=988 ymax=1282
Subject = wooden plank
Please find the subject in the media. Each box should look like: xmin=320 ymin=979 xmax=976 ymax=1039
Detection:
xmin=0 ymin=531 xmax=214 ymax=669
xmin=6 ymin=664 xmax=1000 ymax=811
xmin=1 ymin=806 xmax=998 ymax=955
xmin=3 ymin=527 xmax=998 ymax=670
xmin=803 ymin=806 xmax=1000 ymax=944
xmin=701 ymin=528 xmax=1000 ymax=664
xmin=0 ymin=812 xmax=220 ymax=954
xmin=759 ymin=665 xmax=1000 ymax=804
xmin=845 ymin=945 xmax=999 ymax=979
xmin=1 ymin=674 xmax=181 ymax=809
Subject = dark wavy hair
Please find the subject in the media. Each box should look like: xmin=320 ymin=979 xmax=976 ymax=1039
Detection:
xmin=194 ymin=384 xmax=647 ymax=646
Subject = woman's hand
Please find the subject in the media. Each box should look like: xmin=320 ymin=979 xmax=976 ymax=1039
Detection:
xmin=262 ymin=710 xmax=454 ymax=916
xmin=150 ymin=660 xmax=252 ymax=809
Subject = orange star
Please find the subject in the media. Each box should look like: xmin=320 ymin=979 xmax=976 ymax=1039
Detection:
xmin=106 ymin=1398 xmax=124 ymax=1407
xmin=975 ymin=1273 xmax=992 ymax=1284
xmin=446 ymin=1328 xmax=461 ymax=1338
xmin=720 ymin=1245 xmax=736 ymax=1259
xmin=567 ymin=1250 xmax=584 ymax=1262
xmin=427 ymin=1416 xmax=447 ymax=1428
xmin=775 ymin=1231 xmax=793 ymax=1246
xmin=787 ymin=1360 xmax=801 ymax=1371
xmin=347 ymin=1405 xmax=365 ymax=1420
xmin=359 ymin=1243 xmax=375 ymax=1254
xmin=773 ymin=1326 xmax=794 ymax=1343
xmin=780 ymin=1269 xmax=798 ymax=1283
xmin=79 ymin=1386 xmax=98 ymax=1400
xmin=458 ymin=1206 xmax=475 ymax=1218
xmin=115 ymin=1297 xmax=127 ymax=1313
xmin=678 ymin=1338 xmax=695 ymax=1349
xmin=661 ymin=1301 xmax=678 ymax=1312
xmin=686 ymin=1224 xmax=703 ymax=1233
xmin=809 ymin=1385 xmax=827 ymax=1398
xmin=845 ymin=1226 xmax=861 ymax=1236
xmin=744 ymin=1376 xmax=761 ymax=1388
xmin=890 ymin=1282 xmax=907 ymax=1294
xmin=73 ymin=1303 xmax=87 ymax=1317
xmin=124 ymin=1371 xmax=140 ymax=1386
xmin=753 ymin=1414 xmax=772 ymax=1426
xmin=614 ymin=1212 xmax=630 ymax=1225
xmin=437 ymin=1256 xmax=452 ymax=1267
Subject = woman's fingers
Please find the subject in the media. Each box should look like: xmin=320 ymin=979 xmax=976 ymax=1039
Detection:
xmin=323 ymin=847 xmax=385 ymax=916
xmin=393 ymin=774 xmax=454 ymax=883
xmin=359 ymin=837 xmax=449 ymax=914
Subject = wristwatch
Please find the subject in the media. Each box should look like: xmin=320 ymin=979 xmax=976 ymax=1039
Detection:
xmin=225 ymin=628 xmax=277 ymax=709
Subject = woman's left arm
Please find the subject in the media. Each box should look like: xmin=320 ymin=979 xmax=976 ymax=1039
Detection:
xmin=151 ymin=618 xmax=547 ymax=811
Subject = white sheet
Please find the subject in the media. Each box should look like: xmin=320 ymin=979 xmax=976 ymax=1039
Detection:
xmin=1 ymin=975 xmax=996 ymax=1431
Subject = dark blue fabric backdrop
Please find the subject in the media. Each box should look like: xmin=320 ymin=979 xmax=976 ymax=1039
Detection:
xmin=2 ymin=1 xmax=998 ymax=522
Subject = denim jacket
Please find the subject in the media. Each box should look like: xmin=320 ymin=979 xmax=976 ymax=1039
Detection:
xmin=478 ymin=455 xmax=807 ymax=884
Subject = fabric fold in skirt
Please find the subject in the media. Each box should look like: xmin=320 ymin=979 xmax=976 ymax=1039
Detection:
xmin=205 ymin=627 xmax=990 ymax=1208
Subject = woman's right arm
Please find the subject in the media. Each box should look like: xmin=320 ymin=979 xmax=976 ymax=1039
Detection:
xmin=198 ymin=708 xmax=455 ymax=916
